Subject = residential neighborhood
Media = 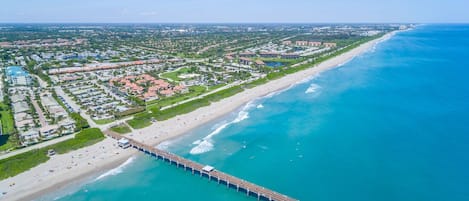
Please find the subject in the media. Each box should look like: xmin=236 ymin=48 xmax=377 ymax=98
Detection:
xmin=0 ymin=23 xmax=402 ymax=150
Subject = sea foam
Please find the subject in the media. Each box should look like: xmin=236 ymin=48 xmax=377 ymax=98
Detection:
xmin=94 ymin=157 xmax=135 ymax=181
xmin=305 ymin=84 xmax=321 ymax=94
xmin=156 ymin=140 xmax=173 ymax=150
xmin=296 ymin=73 xmax=321 ymax=85
xmin=190 ymin=102 xmax=253 ymax=155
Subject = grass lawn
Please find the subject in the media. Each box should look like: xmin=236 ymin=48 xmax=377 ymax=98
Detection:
xmin=0 ymin=135 xmax=17 ymax=152
xmin=93 ymin=118 xmax=114 ymax=125
xmin=204 ymin=86 xmax=244 ymax=102
xmin=128 ymin=85 xmax=208 ymax=129
xmin=110 ymin=124 xmax=132 ymax=134
xmin=243 ymin=78 xmax=269 ymax=89
xmin=160 ymin=67 xmax=191 ymax=82
xmin=207 ymin=84 xmax=226 ymax=91
xmin=261 ymin=57 xmax=302 ymax=65
xmin=70 ymin=113 xmax=89 ymax=131
xmin=126 ymin=113 xmax=153 ymax=129
xmin=45 ymin=128 xmax=105 ymax=154
xmin=0 ymin=149 xmax=49 ymax=180
xmin=0 ymin=128 xmax=105 ymax=180
xmin=129 ymin=86 xmax=243 ymax=129
xmin=146 ymin=86 xmax=207 ymax=110
xmin=151 ymin=98 xmax=211 ymax=121
xmin=0 ymin=102 xmax=17 ymax=151
xmin=124 ymin=36 xmax=379 ymax=130
xmin=0 ymin=102 xmax=15 ymax=134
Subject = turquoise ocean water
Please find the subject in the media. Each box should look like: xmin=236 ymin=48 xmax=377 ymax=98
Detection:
xmin=44 ymin=25 xmax=469 ymax=201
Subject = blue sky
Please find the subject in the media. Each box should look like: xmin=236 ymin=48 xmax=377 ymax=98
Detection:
xmin=0 ymin=0 xmax=467 ymax=23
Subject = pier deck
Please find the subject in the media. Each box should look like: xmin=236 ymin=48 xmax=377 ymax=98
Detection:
xmin=106 ymin=131 xmax=298 ymax=201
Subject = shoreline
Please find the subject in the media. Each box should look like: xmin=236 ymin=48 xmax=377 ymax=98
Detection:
xmin=0 ymin=31 xmax=397 ymax=201
xmin=135 ymin=31 xmax=397 ymax=146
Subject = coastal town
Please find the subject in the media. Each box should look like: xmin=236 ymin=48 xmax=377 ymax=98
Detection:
xmin=0 ymin=24 xmax=407 ymax=148
xmin=0 ymin=23 xmax=410 ymax=200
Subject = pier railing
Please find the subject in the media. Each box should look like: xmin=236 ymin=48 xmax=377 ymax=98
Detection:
xmin=106 ymin=131 xmax=298 ymax=201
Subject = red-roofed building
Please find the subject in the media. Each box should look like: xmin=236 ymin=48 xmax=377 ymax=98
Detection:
xmin=281 ymin=53 xmax=300 ymax=59
xmin=110 ymin=74 xmax=177 ymax=100
xmin=324 ymin=42 xmax=337 ymax=48
xmin=173 ymin=84 xmax=189 ymax=94
xmin=225 ymin=55 xmax=234 ymax=62
xmin=296 ymin=41 xmax=308 ymax=46
xmin=239 ymin=52 xmax=256 ymax=57
xmin=308 ymin=41 xmax=322 ymax=47
xmin=239 ymin=57 xmax=252 ymax=65
xmin=259 ymin=52 xmax=279 ymax=58
xmin=255 ymin=60 xmax=265 ymax=67
xmin=160 ymin=89 xmax=174 ymax=97
xmin=143 ymin=92 xmax=159 ymax=101
xmin=282 ymin=41 xmax=292 ymax=46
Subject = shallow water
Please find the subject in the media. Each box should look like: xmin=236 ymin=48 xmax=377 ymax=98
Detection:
xmin=48 ymin=25 xmax=469 ymax=201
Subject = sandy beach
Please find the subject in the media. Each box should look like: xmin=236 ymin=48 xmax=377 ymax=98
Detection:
xmin=0 ymin=31 xmax=396 ymax=201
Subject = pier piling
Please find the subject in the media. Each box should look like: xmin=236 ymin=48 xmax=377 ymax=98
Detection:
xmin=106 ymin=131 xmax=298 ymax=201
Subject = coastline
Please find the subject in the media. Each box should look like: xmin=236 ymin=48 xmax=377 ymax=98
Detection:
xmin=0 ymin=31 xmax=397 ymax=201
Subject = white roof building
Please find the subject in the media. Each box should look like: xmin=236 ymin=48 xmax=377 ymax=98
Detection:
xmin=20 ymin=129 xmax=40 ymax=145
xmin=202 ymin=165 xmax=215 ymax=172
xmin=40 ymin=125 xmax=60 ymax=139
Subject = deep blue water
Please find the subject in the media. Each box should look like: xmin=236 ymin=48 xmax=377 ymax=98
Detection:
xmin=47 ymin=25 xmax=469 ymax=201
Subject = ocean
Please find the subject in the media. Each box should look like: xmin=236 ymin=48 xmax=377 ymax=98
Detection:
xmin=44 ymin=24 xmax=469 ymax=201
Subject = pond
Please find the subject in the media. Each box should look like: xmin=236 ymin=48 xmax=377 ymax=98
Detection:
xmin=265 ymin=61 xmax=284 ymax=68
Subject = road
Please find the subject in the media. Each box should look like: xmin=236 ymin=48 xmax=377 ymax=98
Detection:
xmin=93 ymin=81 xmax=130 ymax=105
xmin=30 ymin=96 xmax=47 ymax=127
xmin=158 ymin=72 xmax=174 ymax=82
xmin=0 ymin=78 xmax=249 ymax=159
xmin=32 ymin=74 xmax=48 ymax=88
xmin=0 ymin=133 xmax=76 ymax=160
xmin=97 ymin=80 xmax=249 ymax=128
xmin=185 ymin=58 xmax=209 ymax=63
xmin=159 ymin=80 xmax=248 ymax=110
xmin=54 ymin=86 xmax=99 ymax=128
xmin=1 ymin=78 xmax=133 ymax=158
xmin=1 ymin=84 xmax=131 ymax=157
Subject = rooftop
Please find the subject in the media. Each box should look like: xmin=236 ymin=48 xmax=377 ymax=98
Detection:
xmin=202 ymin=165 xmax=215 ymax=172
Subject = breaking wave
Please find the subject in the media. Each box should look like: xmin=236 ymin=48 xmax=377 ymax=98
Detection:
xmin=305 ymin=84 xmax=321 ymax=94
xmin=156 ymin=140 xmax=173 ymax=150
xmin=189 ymin=33 xmax=398 ymax=156
xmin=296 ymin=73 xmax=321 ymax=85
xmin=189 ymin=140 xmax=214 ymax=155
xmin=94 ymin=157 xmax=135 ymax=181
xmin=190 ymin=102 xmax=253 ymax=155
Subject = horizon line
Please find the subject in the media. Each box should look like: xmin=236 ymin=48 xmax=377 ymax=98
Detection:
xmin=0 ymin=21 xmax=441 ymax=24
xmin=0 ymin=21 xmax=467 ymax=25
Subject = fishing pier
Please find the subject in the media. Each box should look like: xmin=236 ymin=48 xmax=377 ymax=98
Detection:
xmin=106 ymin=131 xmax=298 ymax=201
